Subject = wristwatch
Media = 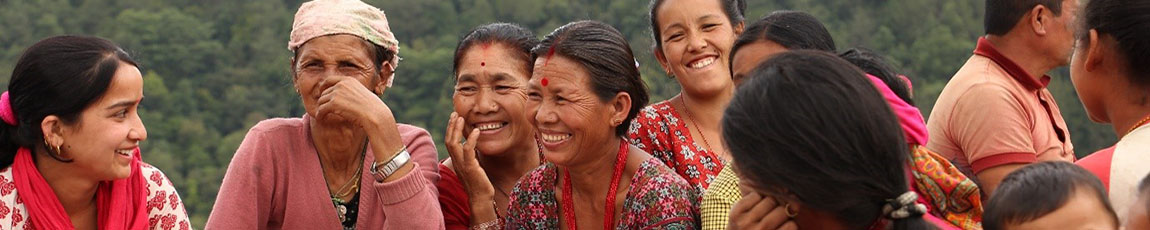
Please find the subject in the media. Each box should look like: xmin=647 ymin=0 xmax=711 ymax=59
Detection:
xmin=371 ymin=147 xmax=411 ymax=181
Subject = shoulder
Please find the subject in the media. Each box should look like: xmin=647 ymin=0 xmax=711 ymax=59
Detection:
xmin=633 ymin=159 xmax=694 ymax=194
xmin=633 ymin=100 xmax=675 ymax=125
xmin=0 ymin=167 xmax=28 ymax=229
xmin=621 ymin=159 xmax=698 ymax=228
xmin=396 ymin=123 xmax=432 ymax=139
xmin=140 ymin=163 xmax=193 ymax=230
xmin=247 ymin=117 xmax=307 ymax=137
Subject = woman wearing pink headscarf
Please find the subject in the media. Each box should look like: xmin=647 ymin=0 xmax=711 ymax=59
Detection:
xmin=205 ymin=0 xmax=443 ymax=229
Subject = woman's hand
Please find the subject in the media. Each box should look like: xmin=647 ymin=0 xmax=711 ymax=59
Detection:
xmin=729 ymin=183 xmax=797 ymax=230
xmin=315 ymin=77 xmax=393 ymax=127
xmin=445 ymin=112 xmax=500 ymax=225
xmin=316 ymin=77 xmax=409 ymax=179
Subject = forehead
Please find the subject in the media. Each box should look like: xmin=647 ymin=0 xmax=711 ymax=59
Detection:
xmin=295 ymin=34 xmax=373 ymax=60
xmin=458 ymin=43 xmax=531 ymax=80
xmin=656 ymin=0 xmax=726 ymax=26
xmin=732 ymin=41 xmax=788 ymax=72
xmin=531 ymin=55 xmax=589 ymax=88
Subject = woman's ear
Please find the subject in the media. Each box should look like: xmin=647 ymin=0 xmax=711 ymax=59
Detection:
xmin=609 ymin=92 xmax=632 ymax=127
xmin=1082 ymin=29 xmax=1105 ymax=72
xmin=374 ymin=61 xmax=395 ymax=95
xmin=653 ymin=48 xmax=673 ymax=77
xmin=40 ymin=115 xmax=64 ymax=148
xmin=734 ymin=21 xmax=746 ymax=35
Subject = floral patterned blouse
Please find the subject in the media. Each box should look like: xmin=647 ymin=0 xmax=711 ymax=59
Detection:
xmin=505 ymin=158 xmax=699 ymax=229
xmin=628 ymin=100 xmax=726 ymax=194
xmin=0 ymin=163 xmax=191 ymax=230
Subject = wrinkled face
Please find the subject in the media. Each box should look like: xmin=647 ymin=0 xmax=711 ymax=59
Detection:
xmin=56 ymin=61 xmax=147 ymax=181
xmin=1047 ymin=0 xmax=1080 ymax=66
xmin=731 ymin=41 xmax=789 ymax=87
xmin=453 ymin=43 xmax=536 ymax=155
xmin=528 ymin=55 xmax=619 ymax=166
xmin=1007 ymin=187 xmax=1117 ymax=230
xmin=655 ymin=0 xmax=739 ymax=95
xmin=293 ymin=34 xmax=387 ymax=122
xmin=1126 ymin=193 xmax=1150 ymax=230
xmin=1068 ymin=34 xmax=1109 ymax=123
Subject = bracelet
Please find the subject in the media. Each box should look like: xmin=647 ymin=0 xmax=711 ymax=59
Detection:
xmin=470 ymin=199 xmax=503 ymax=230
xmin=470 ymin=217 xmax=503 ymax=230
xmin=370 ymin=146 xmax=410 ymax=181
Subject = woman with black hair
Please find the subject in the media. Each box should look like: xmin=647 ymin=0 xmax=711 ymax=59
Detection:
xmin=437 ymin=23 xmax=542 ymax=230
xmin=723 ymin=50 xmax=945 ymax=230
xmin=0 ymin=36 xmax=189 ymax=229
xmin=1071 ymin=0 xmax=1150 ymax=223
xmin=702 ymin=10 xmax=838 ymax=230
xmin=504 ymin=20 xmax=698 ymax=229
xmin=715 ymin=11 xmax=981 ymax=230
xmin=629 ymin=0 xmax=746 ymax=195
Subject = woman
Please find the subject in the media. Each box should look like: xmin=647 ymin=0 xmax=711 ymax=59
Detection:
xmin=1071 ymin=0 xmax=1150 ymax=222
xmin=701 ymin=11 xmax=837 ymax=230
xmin=724 ymin=50 xmax=944 ymax=230
xmin=206 ymin=0 xmax=443 ymax=229
xmin=505 ymin=20 xmax=698 ymax=229
xmin=438 ymin=23 xmax=541 ymax=230
xmin=629 ymin=0 xmax=746 ymax=193
xmin=0 ymin=36 xmax=189 ymax=229
xmin=1124 ymin=175 xmax=1150 ymax=230
xmin=983 ymin=161 xmax=1118 ymax=230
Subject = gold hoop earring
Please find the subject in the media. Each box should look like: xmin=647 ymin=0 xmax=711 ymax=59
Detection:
xmin=784 ymin=202 xmax=798 ymax=218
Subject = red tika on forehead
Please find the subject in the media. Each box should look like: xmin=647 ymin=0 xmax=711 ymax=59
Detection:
xmin=541 ymin=78 xmax=549 ymax=87
xmin=543 ymin=44 xmax=558 ymax=66
xmin=481 ymin=62 xmax=486 ymax=67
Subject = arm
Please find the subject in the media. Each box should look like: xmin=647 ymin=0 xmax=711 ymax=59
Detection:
xmin=951 ymin=84 xmax=1037 ymax=192
xmin=204 ymin=126 xmax=275 ymax=229
xmin=976 ymin=163 xmax=1028 ymax=195
xmin=368 ymin=124 xmax=444 ymax=229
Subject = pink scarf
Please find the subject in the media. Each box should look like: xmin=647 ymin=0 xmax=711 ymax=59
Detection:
xmin=11 ymin=147 xmax=149 ymax=229
xmin=865 ymin=74 xmax=929 ymax=145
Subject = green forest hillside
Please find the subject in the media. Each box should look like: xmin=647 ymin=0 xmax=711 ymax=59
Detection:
xmin=0 ymin=0 xmax=1115 ymax=227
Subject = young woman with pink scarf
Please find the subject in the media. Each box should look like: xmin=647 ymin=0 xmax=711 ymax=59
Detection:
xmin=0 ymin=35 xmax=190 ymax=229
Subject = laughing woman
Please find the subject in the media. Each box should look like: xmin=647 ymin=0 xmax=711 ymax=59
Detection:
xmin=505 ymin=21 xmax=698 ymax=229
xmin=438 ymin=23 xmax=542 ymax=230
xmin=0 ymin=36 xmax=190 ymax=229
xmin=629 ymin=0 xmax=746 ymax=193
xmin=206 ymin=0 xmax=443 ymax=229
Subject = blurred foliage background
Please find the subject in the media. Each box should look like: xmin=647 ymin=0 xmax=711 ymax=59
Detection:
xmin=0 ymin=0 xmax=1114 ymax=228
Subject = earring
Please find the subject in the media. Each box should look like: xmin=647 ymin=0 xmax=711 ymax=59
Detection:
xmin=784 ymin=202 xmax=798 ymax=218
xmin=43 ymin=139 xmax=61 ymax=156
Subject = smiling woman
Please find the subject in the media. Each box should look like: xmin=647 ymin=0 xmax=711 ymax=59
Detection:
xmin=503 ymin=20 xmax=698 ymax=230
xmin=0 ymin=35 xmax=189 ymax=230
xmin=629 ymin=0 xmax=746 ymax=195
xmin=437 ymin=23 xmax=541 ymax=230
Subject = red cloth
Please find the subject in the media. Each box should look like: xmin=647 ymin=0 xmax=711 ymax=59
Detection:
xmin=437 ymin=163 xmax=472 ymax=230
xmin=12 ymin=147 xmax=148 ymax=229
xmin=1076 ymin=146 xmax=1116 ymax=191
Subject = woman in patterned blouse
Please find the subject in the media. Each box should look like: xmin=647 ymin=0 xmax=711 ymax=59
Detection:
xmin=0 ymin=36 xmax=190 ymax=229
xmin=630 ymin=0 xmax=747 ymax=194
xmin=505 ymin=20 xmax=699 ymax=229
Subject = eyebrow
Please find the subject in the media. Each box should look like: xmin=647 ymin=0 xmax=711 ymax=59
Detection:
xmin=104 ymin=98 xmax=140 ymax=110
xmin=457 ymin=74 xmax=476 ymax=82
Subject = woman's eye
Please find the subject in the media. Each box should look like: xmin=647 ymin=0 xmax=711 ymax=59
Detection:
xmin=666 ymin=33 xmax=683 ymax=42
xmin=528 ymin=92 xmax=542 ymax=101
xmin=115 ymin=110 xmax=128 ymax=118
xmin=702 ymin=23 xmax=720 ymax=31
xmin=458 ymin=87 xmax=478 ymax=94
xmin=495 ymin=85 xmax=515 ymax=92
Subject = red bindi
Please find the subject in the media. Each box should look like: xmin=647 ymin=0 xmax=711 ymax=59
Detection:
xmin=480 ymin=62 xmax=486 ymax=66
xmin=541 ymin=78 xmax=549 ymax=86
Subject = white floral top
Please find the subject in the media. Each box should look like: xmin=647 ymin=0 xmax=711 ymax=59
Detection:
xmin=0 ymin=163 xmax=191 ymax=230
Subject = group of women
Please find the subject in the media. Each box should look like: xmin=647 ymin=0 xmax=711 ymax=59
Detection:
xmin=0 ymin=0 xmax=1147 ymax=229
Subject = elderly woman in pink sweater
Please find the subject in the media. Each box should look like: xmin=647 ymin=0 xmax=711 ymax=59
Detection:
xmin=205 ymin=0 xmax=443 ymax=229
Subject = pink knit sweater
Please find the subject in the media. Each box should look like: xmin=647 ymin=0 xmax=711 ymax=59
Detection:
xmin=205 ymin=116 xmax=443 ymax=229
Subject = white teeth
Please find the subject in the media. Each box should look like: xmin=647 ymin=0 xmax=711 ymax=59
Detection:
xmin=688 ymin=57 xmax=716 ymax=69
xmin=475 ymin=123 xmax=506 ymax=131
xmin=540 ymin=133 xmax=571 ymax=143
xmin=115 ymin=149 xmax=132 ymax=156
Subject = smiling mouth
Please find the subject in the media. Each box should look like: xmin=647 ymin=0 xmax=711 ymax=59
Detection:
xmin=115 ymin=149 xmax=133 ymax=157
xmin=475 ymin=122 xmax=508 ymax=131
xmin=540 ymin=133 xmax=571 ymax=143
xmin=688 ymin=56 xmax=717 ymax=69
